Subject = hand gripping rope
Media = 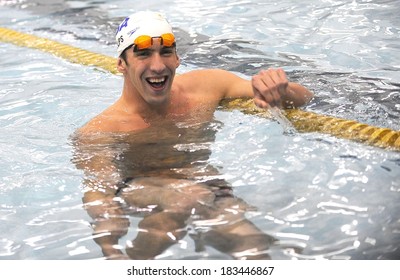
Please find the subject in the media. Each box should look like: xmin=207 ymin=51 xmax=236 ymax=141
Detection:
xmin=1 ymin=27 xmax=399 ymax=151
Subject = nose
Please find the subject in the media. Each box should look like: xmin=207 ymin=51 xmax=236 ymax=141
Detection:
xmin=149 ymin=52 xmax=166 ymax=74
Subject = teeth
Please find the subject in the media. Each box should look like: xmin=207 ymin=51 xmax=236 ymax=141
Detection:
xmin=148 ymin=77 xmax=166 ymax=83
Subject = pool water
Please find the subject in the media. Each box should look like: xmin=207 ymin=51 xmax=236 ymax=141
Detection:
xmin=0 ymin=0 xmax=399 ymax=260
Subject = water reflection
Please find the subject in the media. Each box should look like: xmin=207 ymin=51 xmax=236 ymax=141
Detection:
xmin=72 ymin=119 xmax=278 ymax=259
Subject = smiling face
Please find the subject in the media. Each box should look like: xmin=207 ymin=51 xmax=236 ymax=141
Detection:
xmin=119 ymin=38 xmax=180 ymax=107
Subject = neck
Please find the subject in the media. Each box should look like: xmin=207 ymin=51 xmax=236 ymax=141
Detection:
xmin=120 ymin=80 xmax=170 ymax=121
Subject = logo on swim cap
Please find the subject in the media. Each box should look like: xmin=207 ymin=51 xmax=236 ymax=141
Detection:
xmin=115 ymin=11 xmax=173 ymax=57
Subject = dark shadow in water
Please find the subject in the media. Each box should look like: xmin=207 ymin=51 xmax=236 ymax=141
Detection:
xmin=71 ymin=119 xmax=283 ymax=259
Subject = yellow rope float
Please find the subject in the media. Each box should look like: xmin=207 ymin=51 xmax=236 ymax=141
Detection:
xmin=1 ymin=26 xmax=399 ymax=151
xmin=0 ymin=27 xmax=118 ymax=74
xmin=221 ymin=98 xmax=400 ymax=151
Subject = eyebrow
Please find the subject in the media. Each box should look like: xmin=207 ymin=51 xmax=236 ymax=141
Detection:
xmin=133 ymin=43 xmax=176 ymax=53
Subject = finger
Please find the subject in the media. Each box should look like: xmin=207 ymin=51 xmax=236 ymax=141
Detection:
xmin=253 ymin=88 xmax=270 ymax=109
xmin=276 ymin=68 xmax=289 ymax=96
xmin=252 ymin=73 xmax=275 ymax=108
xmin=265 ymin=69 xmax=290 ymax=106
xmin=261 ymin=70 xmax=281 ymax=107
xmin=251 ymin=73 xmax=265 ymax=94
xmin=254 ymin=97 xmax=269 ymax=109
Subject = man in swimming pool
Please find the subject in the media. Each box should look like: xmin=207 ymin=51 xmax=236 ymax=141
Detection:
xmin=79 ymin=11 xmax=312 ymax=134
xmin=74 ymin=11 xmax=313 ymax=259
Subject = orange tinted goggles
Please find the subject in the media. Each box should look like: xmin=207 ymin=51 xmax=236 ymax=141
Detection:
xmin=133 ymin=33 xmax=176 ymax=51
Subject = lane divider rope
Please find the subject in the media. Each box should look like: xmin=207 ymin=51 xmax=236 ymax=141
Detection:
xmin=220 ymin=98 xmax=400 ymax=151
xmin=0 ymin=27 xmax=118 ymax=74
xmin=1 ymin=26 xmax=399 ymax=151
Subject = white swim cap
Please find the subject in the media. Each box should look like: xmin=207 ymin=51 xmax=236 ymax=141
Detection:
xmin=115 ymin=11 xmax=174 ymax=57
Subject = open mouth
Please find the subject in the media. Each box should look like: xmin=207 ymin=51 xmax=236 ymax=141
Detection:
xmin=146 ymin=76 xmax=168 ymax=90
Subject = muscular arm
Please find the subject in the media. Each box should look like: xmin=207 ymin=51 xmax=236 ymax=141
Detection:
xmin=185 ymin=68 xmax=313 ymax=109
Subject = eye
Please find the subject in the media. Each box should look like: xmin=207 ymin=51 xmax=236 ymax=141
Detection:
xmin=134 ymin=49 xmax=152 ymax=57
xmin=161 ymin=47 xmax=175 ymax=56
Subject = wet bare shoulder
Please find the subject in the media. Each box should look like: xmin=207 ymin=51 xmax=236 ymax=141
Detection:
xmin=78 ymin=106 xmax=148 ymax=134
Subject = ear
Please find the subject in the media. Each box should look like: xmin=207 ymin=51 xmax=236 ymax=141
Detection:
xmin=117 ymin=57 xmax=127 ymax=73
